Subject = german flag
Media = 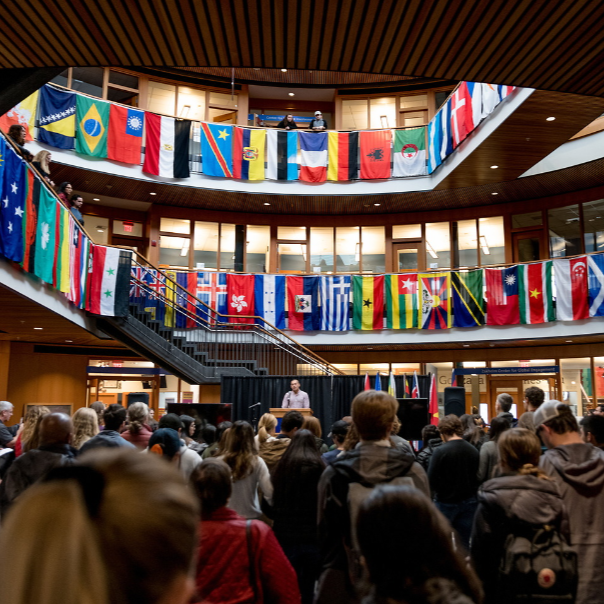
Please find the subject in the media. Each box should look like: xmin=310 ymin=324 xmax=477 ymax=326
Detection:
xmin=451 ymin=270 xmax=485 ymax=327
xmin=353 ymin=275 xmax=384 ymax=330
xmin=327 ymin=131 xmax=358 ymax=180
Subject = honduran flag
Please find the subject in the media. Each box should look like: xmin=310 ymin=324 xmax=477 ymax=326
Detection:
xmin=107 ymin=105 xmax=144 ymax=164
xmin=299 ymin=132 xmax=327 ymax=182
xmin=226 ymin=274 xmax=255 ymax=324
xmin=254 ymin=274 xmax=286 ymax=329
xmin=233 ymin=127 xmax=266 ymax=181
xmin=287 ymin=276 xmax=320 ymax=331
xmin=266 ymin=130 xmax=298 ymax=180
xmin=554 ymin=257 xmax=589 ymax=321
xmin=87 ymin=246 xmax=132 ymax=316
xmin=143 ymin=114 xmax=191 ymax=178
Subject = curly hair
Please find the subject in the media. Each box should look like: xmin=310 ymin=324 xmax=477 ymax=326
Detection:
xmin=72 ymin=408 xmax=100 ymax=449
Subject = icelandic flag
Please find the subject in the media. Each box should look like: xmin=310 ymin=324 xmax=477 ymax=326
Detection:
xmin=440 ymin=99 xmax=454 ymax=161
xmin=201 ymin=123 xmax=233 ymax=177
xmin=287 ymin=276 xmax=320 ymax=331
xmin=196 ymin=272 xmax=228 ymax=322
xmin=428 ymin=110 xmax=443 ymax=174
xmin=588 ymin=254 xmax=604 ymax=317
xmin=0 ymin=144 xmax=26 ymax=263
xmin=254 ymin=274 xmax=286 ymax=329
xmin=299 ymin=132 xmax=327 ymax=182
xmin=37 ymin=85 xmax=76 ymax=149
xmin=320 ymin=275 xmax=350 ymax=331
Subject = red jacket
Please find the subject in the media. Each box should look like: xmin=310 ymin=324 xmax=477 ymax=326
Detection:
xmin=193 ymin=507 xmax=301 ymax=604
xmin=120 ymin=425 xmax=153 ymax=449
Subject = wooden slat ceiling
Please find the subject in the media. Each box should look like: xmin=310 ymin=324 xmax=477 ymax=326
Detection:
xmin=2 ymin=0 xmax=604 ymax=96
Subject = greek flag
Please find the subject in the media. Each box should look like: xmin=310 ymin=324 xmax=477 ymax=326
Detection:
xmin=320 ymin=276 xmax=350 ymax=331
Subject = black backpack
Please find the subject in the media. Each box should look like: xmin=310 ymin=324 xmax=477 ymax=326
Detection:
xmin=498 ymin=524 xmax=577 ymax=603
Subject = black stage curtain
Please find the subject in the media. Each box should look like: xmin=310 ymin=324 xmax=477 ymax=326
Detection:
xmin=332 ymin=376 xmax=364 ymax=421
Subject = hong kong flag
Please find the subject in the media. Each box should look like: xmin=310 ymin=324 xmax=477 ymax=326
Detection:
xmin=226 ymin=274 xmax=255 ymax=324
xmin=451 ymin=82 xmax=474 ymax=148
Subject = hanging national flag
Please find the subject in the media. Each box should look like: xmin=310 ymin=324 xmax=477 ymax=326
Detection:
xmin=352 ymin=275 xmax=384 ymax=330
xmin=428 ymin=111 xmax=443 ymax=174
xmin=327 ymin=131 xmax=358 ymax=181
xmin=0 ymin=90 xmax=39 ymax=141
xmin=0 ymin=144 xmax=26 ymax=263
xmin=485 ymin=266 xmax=519 ymax=325
xmin=392 ymin=128 xmax=427 ymax=177
xmin=429 ymin=373 xmax=439 ymax=426
xmin=37 ymin=85 xmax=76 ymax=149
xmin=554 ymin=257 xmax=589 ymax=321
xmin=75 ymin=95 xmax=110 ymax=158
xmin=419 ymin=273 xmax=451 ymax=329
xmin=451 ymin=368 xmax=457 ymax=387
xmin=287 ymin=276 xmax=320 ymax=331
xmin=481 ymin=83 xmax=500 ymax=119
xmin=227 ymin=274 xmax=255 ymax=324
xmin=412 ymin=371 xmax=420 ymax=398
xmin=233 ymin=127 xmax=266 ymax=181
xmin=467 ymin=82 xmax=483 ymax=128
xmin=385 ymin=274 xmax=418 ymax=329
xmin=364 ymin=373 xmax=370 ymax=391
xmin=451 ymin=82 xmax=474 ymax=148
xmin=174 ymin=272 xmax=199 ymax=328
xmin=452 ymin=270 xmax=485 ymax=328
xmin=388 ymin=372 xmax=397 ymax=398
xmin=69 ymin=226 xmax=89 ymax=309
xmin=320 ymin=275 xmax=350 ymax=331
xmin=196 ymin=272 xmax=228 ymax=323
xmin=498 ymin=85 xmax=516 ymax=100
xmin=21 ymin=169 xmax=41 ymax=273
xmin=440 ymin=99 xmax=454 ymax=160
xmin=518 ymin=261 xmax=554 ymax=324
xmin=163 ymin=270 xmax=178 ymax=328
xmin=588 ymin=255 xmax=604 ymax=317
xmin=200 ymin=122 xmax=233 ymax=178
xmin=87 ymin=246 xmax=132 ymax=316
xmin=142 ymin=269 xmax=167 ymax=322
xmin=254 ymin=274 xmax=286 ymax=330
xmin=55 ymin=205 xmax=72 ymax=293
xmin=143 ymin=114 xmax=191 ymax=178
xmin=404 ymin=374 xmax=411 ymax=398
xmin=299 ymin=132 xmax=327 ymax=182
xmin=359 ymin=130 xmax=392 ymax=180
xmin=374 ymin=372 xmax=382 ymax=392
xmin=266 ymin=130 xmax=298 ymax=180
xmin=107 ymin=105 xmax=144 ymax=164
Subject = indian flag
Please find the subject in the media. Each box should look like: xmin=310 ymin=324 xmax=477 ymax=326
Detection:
xmin=392 ymin=128 xmax=427 ymax=177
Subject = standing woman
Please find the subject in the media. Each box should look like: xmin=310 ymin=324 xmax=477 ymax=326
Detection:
xmin=71 ymin=408 xmax=100 ymax=450
xmin=276 ymin=114 xmax=298 ymax=130
xmin=31 ymin=150 xmax=55 ymax=186
xmin=121 ymin=402 xmax=153 ymax=450
xmin=57 ymin=182 xmax=73 ymax=205
xmin=477 ymin=416 xmax=510 ymax=483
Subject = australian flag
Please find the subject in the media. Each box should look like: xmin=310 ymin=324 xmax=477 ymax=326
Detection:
xmin=320 ymin=276 xmax=350 ymax=331
xmin=254 ymin=275 xmax=286 ymax=329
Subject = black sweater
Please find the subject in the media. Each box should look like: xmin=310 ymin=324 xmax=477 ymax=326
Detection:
xmin=428 ymin=439 xmax=479 ymax=503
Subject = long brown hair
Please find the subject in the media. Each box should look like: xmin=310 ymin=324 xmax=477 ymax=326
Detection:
xmin=222 ymin=421 xmax=257 ymax=481
xmin=498 ymin=428 xmax=549 ymax=479
xmin=126 ymin=402 xmax=149 ymax=435
xmin=21 ymin=406 xmax=50 ymax=452
xmin=302 ymin=416 xmax=322 ymax=438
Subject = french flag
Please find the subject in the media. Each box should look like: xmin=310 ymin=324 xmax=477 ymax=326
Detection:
xmin=299 ymin=132 xmax=327 ymax=182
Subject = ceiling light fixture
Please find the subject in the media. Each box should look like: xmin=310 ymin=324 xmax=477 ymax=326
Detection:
xmin=426 ymin=241 xmax=439 ymax=259
xmin=479 ymin=235 xmax=490 ymax=255
xmin=566 ymin=340 xmax=573 ymax=343
xmin=264 ymin=202 xmax=271 ymax=206
xmin=150 ymin=192 xmax=157 ymax=196
xmin=463 ymin=344 xmax=470 ymax=347
xmin=490 ymin=165 xmax=499 ymax=169
xmin=491 ymin=192 xmax=498 ymax=196
xmin=281 ymin=69 xmax=287 ymax=72
xmin=34 ymin=327 xmax=43 ymax=330
xmin=65 ymin=339 xmax=73 ymax=343
xmin=180 ymin=239 xmax=190 ymax=257
xmin=546 ymin=116 xmax=556 ymax=121
xmin=93 ymin=197 xmax=100 ymax=201
xmin=288 ymin=92 xmax=295 ymax=96
xmin=374 ymin=203 xmax=381 ymax=206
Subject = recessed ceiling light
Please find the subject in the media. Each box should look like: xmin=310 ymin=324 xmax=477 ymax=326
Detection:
xmin=367 ymin=347 xmax=373 ymax=350
xmin=490 ymin=165 xmax=499 ymax=169
xmin=492 ymin=192 xmax=498 ymax=196
xmin=546 ymin=116 xmax=556 ymax=121
xmin=263 ymin=202 xmax=270 ymax=206
xmin=281 ymin=69 xmax=287 ymax=72
xmin=93 ymin=198 xmax=100 ymax=201
xmin=374 ymin=203 xmax=381 ymax=206
xmin=288 ymin=92 xmax=295 ymax=96
xmin=566 ymin=340 xmax=573 ymax=343
xmin=34 ymin=327 xmax=43 ymax=330
xmin=65 ymin=339 xmax=73 ymax=342
xmin=463 ymin=344 xmax=470 ymax=347
xmin=150 ymin=192 xmax=157 ymax=196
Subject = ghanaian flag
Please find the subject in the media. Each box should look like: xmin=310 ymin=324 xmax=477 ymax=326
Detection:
xmin=386 ymin=274 xmax=418 ymax=329
xmin=353 ymin=275 xmax=384 ymax=330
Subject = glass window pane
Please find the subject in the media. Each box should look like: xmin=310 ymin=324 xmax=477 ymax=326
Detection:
xmin=108 ymin=71 xmax=139 ymax=89
xmin=159 ymin=235 xmax=189 ymax=269
xmin=594 ymin=357 xmax=604 ymax=406
xmin=548 ymin=204 xmax=582 ymax=258
xmin=71 ymin=67 xmax=104 ymax=97
xmin=148 ymin=81 xmax=176 ymax=116
xmin=177 ymin=86 xmax=206 ymax=121
xmin=391 ymin=362 xmax=421 ymax=374
xmin=193 ymin=222 xmax=218 ymax=269
xmin=561 ymin=358 xmax=592 ymax=417
xmin=341 ymin=99 xmax=368 ymax=130
xmin=360 ymin=363 xmax=389 ymax=376
xmin=278 ymin=226 xmax=306 ymax=241
xmin=85 ymin=216 xmax=109 ymax=244
xmin=512 ymin=211 xmax=543 ymax=228
xmin=310 ymin=227 xmax=334 ymax=273
xmin=454 ymin=219 xmax=477 ymax=268
xmin=246 ymin=225 xmax=270 ymax=273
xmin=400 ymin=94 xmax=428 ymax=109
xmin=50 ymin=68 xmax=69 ymax=88
xmin=107 ymin=87 xmax=139 ymax=107
xmin=583 ymin=199 xmax=604 ymax=253
xmin=220 ymin=224 xmax=236 ymax=271
xmin=435 ymin=91 xmax=451 ymax=112
xmin=208 ymin=107 xmax=237 ymax=123
xmin=209 ymin=92 xmax=238 ymax=108
xmin=336 ymin=227 xmax=360 ymax=272
xmin=479 ymin=216 xmax=505 ymax=265
xmin=278 ymin=243 xmax=306 ymax=272
xmin=362 ymin=226 xmax=385 ymax=273
xmin=393 ymin=224 xmax=421 ymax=239
xmin=425 ymin=222 xmax=450 ymax=269
xmin=113 ymin=220 xmax=143 ymax=237
xmin=333 ymin=364 xmax=359 ymax=375
xmin=160 ymin=218 xmax=190 ymax=235
xmin=397 ymin=248 xmax=419 ymax=272
xmin=402 ymin=114 xmax=427 ymax=127
xmin=370 ymin=97 xmax=396 ymax=129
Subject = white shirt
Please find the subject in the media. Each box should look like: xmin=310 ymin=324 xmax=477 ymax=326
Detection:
xmin=281 ymin=389 xmax=310 ymax=408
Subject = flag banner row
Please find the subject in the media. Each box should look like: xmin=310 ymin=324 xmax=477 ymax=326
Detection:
xmin=3 ymin=81 xmax=515 ymax=183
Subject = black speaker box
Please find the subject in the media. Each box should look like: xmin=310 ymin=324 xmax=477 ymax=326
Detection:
xmin=444 ymin=387 xmax=466 ymax=417
xmin=127 ymin=392 xmax=150 ymax=407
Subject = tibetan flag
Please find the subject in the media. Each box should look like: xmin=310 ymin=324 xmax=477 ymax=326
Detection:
xmin=392 ymin=128 xmax=427 ymax=177
xmin=201 ymin=122 xmax=233 ymax=177
xmin=359 ymin=130 xmax=392 ymax=179
xmin=320 ymin=275 xmax=351 ymax=331
xmin=485 ymin=266 xmax=519 ymax=325
xmin=412 ymin=371 xmax=420 ymax=398
xmin=299 ymin=132 xmax=327 ymax=182
xmin=287 ymin=276 xmax=320 ymax=331
xmin=33 ymin=185 xmax=57 ymax=284
xmin=554 ymin=257 xmax=589 ymax=321
xmin=0 ymin=90 xmax=39 ymax=141
xmin=385 ymin=274 xmax=418 ymax=329
xmin=0 ymin=145 xmax=26 ymax=263
xmin=233 ymin=127 xmax=266 ymax=181
xmin=21 ymin=169 xmax=41 ymax=273
xmin=254 ymin=274 xmax=286 ymax=330
xmin=429 ymin=373 xmax=439 ymax=426
xmin=327 ymin=131 xmax=358 ymax=181
xmin=87 ymin=246 xmax=132 ymax=316
xmin=428 ymin=111 xmax=443 ymax=174
xmin=75 ymin=95 xmax=110 ymax=157
xmin=266 ymin=130 xmax=298 ymax=180
xmin=226 ymin=274 xmax=255 ymax=324
xmin=143 ymin=114 xmax=191 ymax=178
xmin=440 ymin=99 xmax=454 ymax=161
xmin=588 ymin=255 xmax=604 ymax=317
xmin=419 ymin=273 xmax=452 ymax=329
xmin=55 ymin=205 xmax=72 ymax=293
xmin=196 ymin=272 xmax=228 ymax=323
xmin=452 ymin=270 xmax=485 ymax=328
xmin=451 ymin=82 xmax=474 ymax=149
xmin=518 ymin=261 xmax=554 ymax=324
xmin=107 ymin=105 xmax=144 ymax=164
xmin=352 ymin=275 xmax=384 ymax=330
xmin=37 ymin=85 xmax=76 ymax=149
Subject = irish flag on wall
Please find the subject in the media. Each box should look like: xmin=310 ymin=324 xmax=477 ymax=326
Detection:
xmin=518 ymin=261 xmax=554 ymax=324
xmin=87 ymin=246 xmax=132 ymax=316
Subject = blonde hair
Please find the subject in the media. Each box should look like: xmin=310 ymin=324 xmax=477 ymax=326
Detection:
xmin=302 ymin=416 xmax=322 ymax=439
xmin=0 ymin=449 xmax=199 ymax=604
xmin=127 ymin=402 xmax=149 ymax=434
xmin=352 ymin=390 xmax=398 ymax=441
xmin=498 ymin=428 xmax=549 ymax=480
xmin=32 ymin=150 xmax=51 ymax=173
xmin=257 ymin=413 xmax=277 ymax=444
xmin=72 ymin=408 xmax=100 ymax=449
xmin=21 ymin=406 xmax=50 ymax=452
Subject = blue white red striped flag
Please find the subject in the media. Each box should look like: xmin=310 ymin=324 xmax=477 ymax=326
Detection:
xmin=588 ymin=254 xmax=604 ymax=317
xmin=299 ymin=132 xmax=327 ymax=182
xmin=320 ymin=275 xmax=350 ymax=331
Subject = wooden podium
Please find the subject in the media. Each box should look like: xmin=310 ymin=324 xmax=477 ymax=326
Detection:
xmin=270 ymin=407 xmax=313 ymax=433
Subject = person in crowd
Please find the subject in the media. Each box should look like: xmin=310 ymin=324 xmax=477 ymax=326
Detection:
xmin=121 ymin=402 xmax=153 ymax=449
xmin=71 ymin=407 xmax=99 ymax=450
xmin=147 ymin=427 xmax=183 ymax=463
xmin=31 ymin=149 xmax=55 ymax=186
xmin=537 ymin=401 xmax=604 ymax=603
xmin=14 ymin=405 xmax=49 ymax=456
xmin=219 ymin=420 xmax=273 ymax=520
xmin=57 ymin=181 xmax=73 ymax=205
xmin=341 ymin=421 xmax=360 ymax=452
xmin=272 ymin=430 xmax=325 ymax=603
xmin=257 ymin=413 xmax=290 ymax=475
xmin=358 ymin=485 xmax=484 ymax=604
xmin=472 ymin=428 xmax=568 ymax=604
xmin=255 ymin=412 xmax=278 ymax=447
xmin=302 ymin=416 xmax=329 ymax=454
xmin=278 ymin=410 xmax=304 ymax=440
xmin=179 ymin=414 xmax=204 ymax=452
xmin=461 ymin=413 xmax=487 ymax=450
xmin=473 ymin=414 xmax=485 ymax=429
xmin=580 ymin=414 xmax=604 ymax=449
xmin=148 ymin=407 xmax=159 ymax=431
xmin=202 ymin=421 xmax=232 ymax=459
xmin=190 ymin=459 xmax=301 ymax=604
xmin=282 ymin=379 xmax=310 ymax=408
xmin=89 ymin=400 xmax=105 ymax=429
xmin=158 ymin=413 xmax=202 ymax=479
xmin=70 ymin=194 xmax=85 ymax=225
xmin=322 ymin=420 xmax=349 ymax=465
xmin=79 ymin=404 xmax=135 ymax=453
xmin=417 ymin=424 xmax=442 ymax=472
xmin=309 ymin=111 xmax=328 ymax=131
xmin=197 ymin=423 xmax=217 ymax=455
xmin=428 ymin=414 xmax=479 ymax=551
xmin=277 ymin=114 xmax=298 ymax=130
xmin=1 ymin=413 xmax=76 ymax=515
xmin=7 ymin=124 xmax=33 ymax=161
xmin=0 ymin=400 xmax=19 ymax=448
xmin=0 ymin=449 xmax=199 ymax=604
xmin=477 ymin=416 xmax=510 ymax=484
xmin=593 ymin=403 xmax=604 ymax=415
xmin=317 ymin=391 xmax=429 ymax=604
xmin=495 ymin=393 xmax=517 ymax=427
xmin=389 ymin=416 xmax=416 ymax=457
xmin=518 ymin=386 xmax=545 ymax=431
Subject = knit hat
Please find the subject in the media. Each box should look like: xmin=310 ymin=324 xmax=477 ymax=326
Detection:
xmin=533 ymin=400 xmax=563 ymax=431
xmin=148 ymin=428 xmax=181 ymax=460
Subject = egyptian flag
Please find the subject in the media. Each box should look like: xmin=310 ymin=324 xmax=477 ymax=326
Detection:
xmin=266 ymin=130 xmax=298 ymax=180
xmin=226 ymin=274 xmax=255 ymax=324
xmin=359 ymin=130 xmax=392 ymax=179
xmin=299 ymin=132 xmax=327 ymax=182
xmin=287 ymin=276 xmax=320 ymax=331
xmin=87 ymin=246 xmax=132 ymax=316
xmin=233 ymin=127 xmax=266 ymax=180
xmin=142 ymin=113 xmax=191 ymax=178
xmin=107 ymin=105 xmax=144 ymax=164
xmin=327 ymin=131 xmax=358 ymax=181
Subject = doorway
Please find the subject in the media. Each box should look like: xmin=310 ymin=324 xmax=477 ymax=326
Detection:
xmin=512 ymin=230 xmax=545 ymax=263
xmin=392 ymin=242 xmax=425 ymax=272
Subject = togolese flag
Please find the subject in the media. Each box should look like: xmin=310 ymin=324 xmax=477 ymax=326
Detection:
xmin=87 ymin=246 xmax=132 ymax=316
xmin=518 ymin=261 xmax=554 ymax=324
xmin=353 ymin=275 xmax=384 ymax=330
xmin=233 ymin=127 xmax=266 ymax=180
xmin=385 ymin=274 xmax=418 ymax=329
xmin=392 ymin=128 xmax=427 ymax=177
xmin=76 ymin=96 xmax=110 ymax=157
xmin=328 ymin=131 xmax=358 ymax=181
xmin=452 ymin=270 xmax=485 ymax=327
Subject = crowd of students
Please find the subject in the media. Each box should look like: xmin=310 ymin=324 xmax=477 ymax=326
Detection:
xmin=0 ymin=387 xmax=603 ymax=604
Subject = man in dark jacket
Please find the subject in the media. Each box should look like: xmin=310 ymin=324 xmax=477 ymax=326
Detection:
xmin=518 ymin=386 xmax=544 ymax=431
xmin=79 ymin=404 xmax=135 ymax=453
xmin=495 ymin=393 xmax=517 ymax=427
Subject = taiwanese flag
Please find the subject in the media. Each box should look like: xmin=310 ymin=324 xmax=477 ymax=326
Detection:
xmin=287 ymin=276 xmax=320 ymax=331
xmin=107 ymin=105 xmax=144 ymax=164
xmin=143 ymin=113 xmax=191 ymax=178
xmin=352 ymin=275 xmax=384 ymax=330
xmin=486 ymin=266 xmax=519 ymax=325
xmin=359 ymin=130 xmax=392 ymax=179
xmin=327 ymin=131 xmax=358 ymax=180
xmin=226 ymin=274 xmax=255 ymax=324
xmin=451 ymin=82 xmax=474 ymax=149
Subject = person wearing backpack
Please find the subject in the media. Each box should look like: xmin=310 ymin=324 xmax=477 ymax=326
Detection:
xmin=316 ymin=390 xmax=430 ymax=604
xmin=471 ymin=428 xmax=575 ymax=604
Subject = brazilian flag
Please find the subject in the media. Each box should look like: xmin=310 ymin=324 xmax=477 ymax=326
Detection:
xmin=76 ymin=96 xmax=110 ymax=158
xmin=452 ymin=270 xmax=485 ymax=327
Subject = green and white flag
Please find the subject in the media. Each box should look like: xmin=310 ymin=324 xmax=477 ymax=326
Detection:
xmin=33 ymin=186 xmax=57 ymax=284
xmin=392 ymin=127 xmax=427 ymax=177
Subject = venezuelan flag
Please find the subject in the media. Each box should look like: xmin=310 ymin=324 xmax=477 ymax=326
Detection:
xmin=76 ymin=96 xmax=110 ymax=158
xmin=233 ymin=127 xmax=266 ymax=180
xmin=353 ymin=275 xmax=384 ymax=330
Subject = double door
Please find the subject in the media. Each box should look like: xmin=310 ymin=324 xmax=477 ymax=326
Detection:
xmin=392 ymin=242 xmax=425 ymax=272
xmin=486 ymin=376 xmax=558 ymax=422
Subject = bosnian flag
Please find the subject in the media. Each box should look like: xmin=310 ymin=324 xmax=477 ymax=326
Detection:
xmin=254 ymin=274 xmax=286 ymax=330
xmin=554 ymin=257 xmax=589 ymax=321
xmin=142 ymin=113 xmax=191 ymax=178
xmin=299 ymin=132 xmax=327 ymax=182
xmin=87 ymin=246 xmax=132 ymax=316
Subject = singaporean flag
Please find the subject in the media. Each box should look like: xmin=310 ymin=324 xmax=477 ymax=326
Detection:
xmin=299 ymin=132 xmax=327 ymax=182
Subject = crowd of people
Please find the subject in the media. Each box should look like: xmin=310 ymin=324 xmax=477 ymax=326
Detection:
xmin=0 ymin=387 xmax=603 ymax=604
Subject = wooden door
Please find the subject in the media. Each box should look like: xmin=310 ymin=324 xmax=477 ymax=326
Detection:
xmin=513 ymin=230 xmax=546 ymax=262
xmin=392 ymin=242 xmax=425 ymax=272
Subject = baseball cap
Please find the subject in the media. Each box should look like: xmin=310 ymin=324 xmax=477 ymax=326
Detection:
xmin=148 ymin=428 xmax=181 ymax=460
xmin=315 ymin=110 xmax=322 ymax=115
xmin=533 ymin=400 xmax=563 ymax=431
xmin=329 ymin=420 xmax=350 ymax=438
